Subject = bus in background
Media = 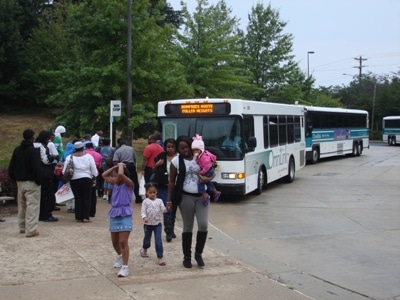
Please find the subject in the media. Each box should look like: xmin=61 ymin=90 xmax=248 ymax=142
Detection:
xmin=304 ymin=106 xmax=369 ymax=164
xmin=157 ymin=99 xmax=306 ymax=196
xmin=382 ymin=116 xmax=400 ymax=145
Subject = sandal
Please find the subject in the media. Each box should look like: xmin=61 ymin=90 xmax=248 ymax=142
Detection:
xmin=158 ymin=261 xmax=166 ymax=266
xmin=139 ymin=248 xmax=149 ymax=258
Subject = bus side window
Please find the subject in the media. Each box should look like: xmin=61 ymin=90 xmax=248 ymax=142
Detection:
xmin=263 ymin=116 xmax=269 ymax=148
xmin=269 ymin=116 xmax=278 ymax=147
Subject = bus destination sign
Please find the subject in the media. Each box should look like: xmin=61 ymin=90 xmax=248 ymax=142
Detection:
xmin=165 ymin=103 xmax=231 ymax=116
xmin=182 ymin=103 xmax=213 ymax=114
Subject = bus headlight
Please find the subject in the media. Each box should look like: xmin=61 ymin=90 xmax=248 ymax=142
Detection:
xmin=221 ymin=173 xmax=245 ymax=179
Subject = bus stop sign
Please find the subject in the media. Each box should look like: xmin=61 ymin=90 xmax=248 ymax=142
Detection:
xmin=110 ymin=100 xmax=121 ymax=117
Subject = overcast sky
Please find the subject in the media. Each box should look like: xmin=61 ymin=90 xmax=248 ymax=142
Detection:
xmin=168 ymin=0 xmax=400 ymax=87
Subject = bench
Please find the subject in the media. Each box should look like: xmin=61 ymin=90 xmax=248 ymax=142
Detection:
xmin=0 ymin=182 xmax=15 ymax=204
xmin=0 ymin=196 xmax=15 ymax=204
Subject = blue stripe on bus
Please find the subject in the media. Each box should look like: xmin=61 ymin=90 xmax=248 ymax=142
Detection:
xmin=305 ymin=129 xmax=369 ymax=147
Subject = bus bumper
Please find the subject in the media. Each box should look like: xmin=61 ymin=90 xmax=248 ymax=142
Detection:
xmin=214 ymin=183 xmax=246 ymax=195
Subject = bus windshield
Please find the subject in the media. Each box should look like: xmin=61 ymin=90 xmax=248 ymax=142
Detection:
xmin=160 ymin=116 xmax=243 ymax=159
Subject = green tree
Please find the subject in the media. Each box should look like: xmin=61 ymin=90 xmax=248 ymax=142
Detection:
xmin=176 ymin=0 xmax=254 ymax=98
xmin=308 ymin=89 xmax=343 ymax=107
xmin=24 ymin=0 xmax=188 ymax=138
xmin=23 ymin=1 xmax=74 ymax=106
xmin=373 ymin=72 xmax=400 ymax=130
xmin=243 ymin=3 xmax=305 ymax=103
xmin=0 ymin=0 xmax=50 ymax=110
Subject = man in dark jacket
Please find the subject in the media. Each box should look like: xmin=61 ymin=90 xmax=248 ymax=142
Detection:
xmin=8 ymin=129 xmax=42 ymax=237
xmin=34 ymin=130 xmax=58 ymax=222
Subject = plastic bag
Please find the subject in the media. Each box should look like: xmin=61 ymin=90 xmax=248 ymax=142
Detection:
xmin=139 ymin=176 xmax=146 ymax=197
xmin=55 ymin=183 xmax=74 ymax=204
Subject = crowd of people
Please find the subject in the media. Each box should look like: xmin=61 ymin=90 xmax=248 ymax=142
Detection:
xmin=8 ymin=126 xmax=220 ymax=276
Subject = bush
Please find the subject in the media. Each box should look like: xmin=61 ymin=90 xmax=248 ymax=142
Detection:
xmin=0 ymin=167 xmax=17 ymax=197
xmin=370 ymin=130 xmax=381 ymax=141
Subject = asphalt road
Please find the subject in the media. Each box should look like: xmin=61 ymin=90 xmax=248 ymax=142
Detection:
xmin=206 ymin=141 xmax=400 ymax=300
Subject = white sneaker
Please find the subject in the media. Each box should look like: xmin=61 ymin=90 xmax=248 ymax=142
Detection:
xmin=103 ymin=195 xmax=108 ymax=201
xmin=113 ymin=254 xmax=122 ymax=268
xmin=118 ymin=265 xmax=129 ymax=277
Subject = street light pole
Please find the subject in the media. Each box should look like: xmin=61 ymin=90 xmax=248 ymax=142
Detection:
xmin=371 ymin=81 xmax=377 ymax=131
xmin=307 ymin=51 xmax=315 ymax=77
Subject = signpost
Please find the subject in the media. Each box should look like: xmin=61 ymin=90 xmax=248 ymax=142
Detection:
xmin=110 ymin=100 xmax=121 ymax=147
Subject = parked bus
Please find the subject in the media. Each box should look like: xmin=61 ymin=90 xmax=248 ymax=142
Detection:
xmin=382 ymin=116 xmax=400 ymax=145
xmin=157 ymin=99 xmax=306 ymax=196
xmin=304 ymin=106 xmax=369 ymax=163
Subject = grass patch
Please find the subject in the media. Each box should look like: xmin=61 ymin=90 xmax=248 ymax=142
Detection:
xmin=0 ymin=112 xmax=148 ymax=170
xmin=0 ymin=113 xmax=55 ymax=168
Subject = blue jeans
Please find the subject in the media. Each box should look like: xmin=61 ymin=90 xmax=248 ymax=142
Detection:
xmin=157 ymin=184 xmax=176 ymax=220
xmin=142 ymin=223 xmax=163 ymax=258
xmin=198 ymin=168 xmax=215 ymax=194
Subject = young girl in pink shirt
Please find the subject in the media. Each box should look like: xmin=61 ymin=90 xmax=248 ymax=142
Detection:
xmin=191 ymin=134 xmax=221 ymax=206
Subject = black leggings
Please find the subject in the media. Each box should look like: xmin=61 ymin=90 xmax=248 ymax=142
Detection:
xmin=70 ymin=177 xmax=92 ymax=221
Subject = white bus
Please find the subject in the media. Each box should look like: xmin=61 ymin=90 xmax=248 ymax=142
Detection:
xmin=382 ymin=116 xmax=400 ymax=145
xmin=304 ymin=106 xmax=369 ymax=163
xmin=157 ymin=99 xmax=306 ymax=196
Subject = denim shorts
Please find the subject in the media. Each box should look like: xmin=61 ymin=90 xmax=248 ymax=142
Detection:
xmin=109 ymin=215 xmax=133 ymax=232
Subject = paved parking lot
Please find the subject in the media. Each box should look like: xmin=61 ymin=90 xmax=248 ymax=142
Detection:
xmin=1 ymin=142 xmax=399 ymax=299
xmin=207 ymin=142 xmax=400 ymax=299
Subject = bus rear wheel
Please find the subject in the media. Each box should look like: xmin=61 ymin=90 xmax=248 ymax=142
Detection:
xmin=285 ymin=157 xmax=295 ymax=183
xmin=354 ymin=141 xmax=362 ymax=156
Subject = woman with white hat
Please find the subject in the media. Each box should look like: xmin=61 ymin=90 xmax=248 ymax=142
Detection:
xmin=63 ymin=141 xmax=98 ymax=222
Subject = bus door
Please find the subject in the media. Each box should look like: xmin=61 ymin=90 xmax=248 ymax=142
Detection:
xmin=162 ymin=121 xmax=178 ymax=140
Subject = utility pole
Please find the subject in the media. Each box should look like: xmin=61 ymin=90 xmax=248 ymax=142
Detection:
xmin=126 ymin=0 xmax=132 ymax=146
xmin=354 ymin=56 xmax=367 ymax=83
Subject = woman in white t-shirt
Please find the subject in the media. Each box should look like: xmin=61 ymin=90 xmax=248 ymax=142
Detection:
xmin=167 ymin=136 xmax=214 ymax=269
xmin=63 ymin=141 xmax=98 ymax=223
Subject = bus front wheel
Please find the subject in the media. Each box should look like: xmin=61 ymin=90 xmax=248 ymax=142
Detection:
xmin=311 ymin=147 xmax=320 ymax=164
xmin=253 ymin=168 xmax=265 ymax=195
xmin=285 ymin=157 xmax=295 ymax=183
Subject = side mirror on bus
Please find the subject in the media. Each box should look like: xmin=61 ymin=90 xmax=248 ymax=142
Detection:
xmin=246 ymin=136 xmax=257 ymax=153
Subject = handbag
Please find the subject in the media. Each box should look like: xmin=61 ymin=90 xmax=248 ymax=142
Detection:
xmin=54 ymin=162 xmax=64 ymax=179
xmin=62 ymin=155 xmax=74 ymax=184
xmin=55 ymin=182 xmax=74 ymax=204
xmin=139 ymin=176 xmax=146 ymax=197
